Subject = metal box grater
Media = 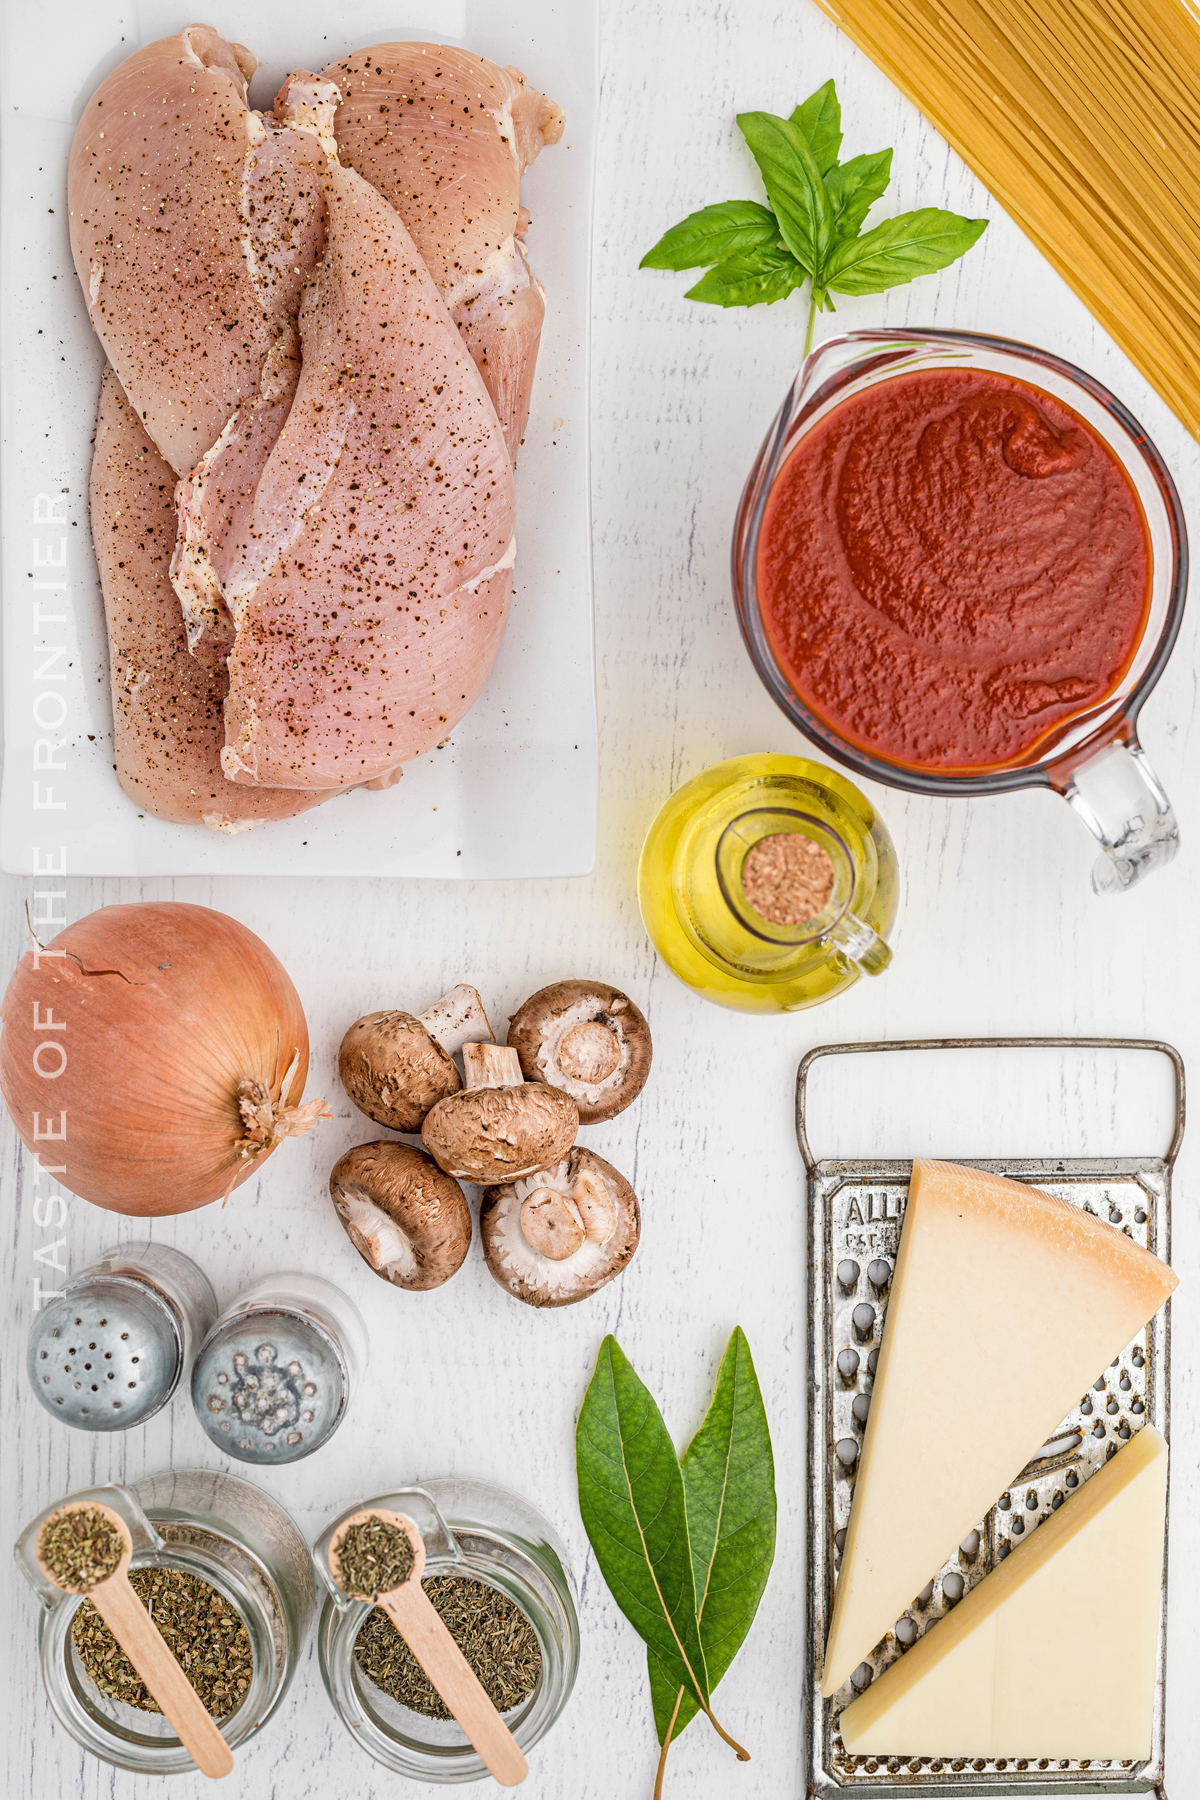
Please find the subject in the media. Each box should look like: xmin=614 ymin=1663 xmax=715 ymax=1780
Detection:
xmin=798 ymin=1037 xmax=1181 ymax=1800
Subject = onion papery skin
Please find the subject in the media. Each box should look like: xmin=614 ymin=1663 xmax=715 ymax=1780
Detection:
xmin=0 ymin=902 xmax=312 ymax=1215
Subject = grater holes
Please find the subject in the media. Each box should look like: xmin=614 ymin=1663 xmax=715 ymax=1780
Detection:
xmin=851 ymin=1393 xmax=871 ymax=1425
xmin=836 ymin=1260 xmax=860 ymax=1291
xmin=866 ymin=1348 xmax=878 ymax=1375
xmin=893 ymin=1616 xmax=915 ymax=1647
xmin=851 ymin=1304 xmax=875 ymax=1341
xmin=1066 ymin=1469 xmax=1079 ymax=1487
xmin=942 ymin=1571 xmax=964 ymax=1602
xmin=959 ymin=1529 xmax=980 ymax=1558
xmin=836 ymin=1348 xmax=860 ymax=1379
xmin=866 ymin=1258 xmax=891 ymax=1290
xmin=835 ymin=1438 xmax=859 ymax=1468
xmin=850 ymin=1663 xmax=872 ymax=1691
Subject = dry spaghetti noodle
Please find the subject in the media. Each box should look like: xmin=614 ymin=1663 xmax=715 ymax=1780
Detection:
xmin=809 ymin=0 xmax=1200 ymax=438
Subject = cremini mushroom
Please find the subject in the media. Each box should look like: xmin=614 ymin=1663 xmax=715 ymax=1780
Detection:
xmin=507 ymin=980 xmax=652 ymax=1123
xmin=479 ymin=1147 xmax=640 ymax=1307
xmin=339 ymin=984 xmax=493 ymax=1132
xmin=329 ymin=1140 xmax=472 ymax=1291
xmin=421 ymin=1042 xmax=578 ymax=1184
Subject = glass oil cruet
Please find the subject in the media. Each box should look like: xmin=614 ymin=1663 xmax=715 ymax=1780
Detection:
xmin=637 ymin=753 xmax=900 ymax=1012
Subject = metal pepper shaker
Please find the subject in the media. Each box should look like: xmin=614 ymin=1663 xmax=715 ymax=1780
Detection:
xmin=191 ymin=1273 xmax=368 ymax=1465
xmin=26 ymin=1243 xmax=217 ymax=1431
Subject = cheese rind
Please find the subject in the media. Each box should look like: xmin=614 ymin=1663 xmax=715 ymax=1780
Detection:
xmin=838 ymin=1425 xmax=1167 ymax=1759
xmin=821 ymin=1159 xmax=1177 ymax=1696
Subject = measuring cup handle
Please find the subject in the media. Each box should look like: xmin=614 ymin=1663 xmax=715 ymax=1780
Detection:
xmin=824 ymin=911 xmax=892 ymax=976
xmin=1060 ymin=738 xmax=1179 ymax=894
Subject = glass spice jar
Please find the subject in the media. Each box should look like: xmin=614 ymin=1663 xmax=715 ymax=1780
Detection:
xmin=315 ymin=1480 xmax=580 ymax=1783
xmin=15 ymin=1470 xmax=314 ymax=1774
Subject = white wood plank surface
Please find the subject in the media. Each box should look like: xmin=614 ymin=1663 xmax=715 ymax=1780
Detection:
xmin=2 ymin=2 xmax=1198 ymax=1796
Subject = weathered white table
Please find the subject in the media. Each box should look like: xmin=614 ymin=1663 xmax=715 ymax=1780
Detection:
xmin=3 ymin=2 xmax=1197 ymax=1796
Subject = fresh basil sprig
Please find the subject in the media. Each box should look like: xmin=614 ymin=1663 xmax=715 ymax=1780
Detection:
xmin=576 ymin=1329 xmax=776 ymax=1797
xmin=641 ymin=79 xmax=987 ymax=353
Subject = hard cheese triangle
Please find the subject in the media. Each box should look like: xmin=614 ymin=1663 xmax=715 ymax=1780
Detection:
xmin=838 ymin=1425 xmax=1168 ymax=1759
xmin=821 ymin=1160 xmax=1176 ymax=1696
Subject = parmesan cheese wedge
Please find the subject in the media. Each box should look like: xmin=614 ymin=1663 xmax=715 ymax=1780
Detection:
xmin=822 ymin=1160 xmax=1176 ymax=1697
xmin=838 ymin=1424 xmax=1167 ymax=1759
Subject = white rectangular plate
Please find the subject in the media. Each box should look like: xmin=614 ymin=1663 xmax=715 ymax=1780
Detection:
xmin=0 ymin=0 xmax=596 ymax=877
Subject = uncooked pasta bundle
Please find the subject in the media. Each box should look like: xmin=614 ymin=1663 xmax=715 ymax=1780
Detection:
xmin=809 ymin=0 xmax=1200 ymax=438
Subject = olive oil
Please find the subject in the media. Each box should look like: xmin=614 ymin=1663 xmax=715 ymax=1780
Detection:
xmin=637 ymin=754 xmax=899 ymax=1013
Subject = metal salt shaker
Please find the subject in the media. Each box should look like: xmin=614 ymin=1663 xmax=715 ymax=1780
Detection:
xmin=191 ymin=1273 xmax=368 ymax=1465
xmin=26 ymin=1243 xmax=218 ymax=1431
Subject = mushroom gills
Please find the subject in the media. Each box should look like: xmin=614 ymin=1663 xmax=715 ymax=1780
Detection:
xmin=507 ymin=980 xmax=652 ymax=1123
xmin=479 ymin=1148 xmax=638 ymax=1307
xmin=329 ymin=1140 xmax=472 ymax=1291
xmin=336 ymin=1185 xmax=421 ymax=1284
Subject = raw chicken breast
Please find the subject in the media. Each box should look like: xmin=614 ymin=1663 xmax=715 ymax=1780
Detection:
xmin=69 ymin=26 xmax=326 ymax=477
xmin=90 ymin=365 xmax=332 ymax=830
xmin=193 ymin=85 xmax=516 ymax=791
xmin=320 ymin=44 xmax=563 ymax=455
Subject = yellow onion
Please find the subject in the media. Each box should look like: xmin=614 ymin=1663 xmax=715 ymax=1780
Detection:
xmin=0 ymin=901 xmax=327 ymax=1216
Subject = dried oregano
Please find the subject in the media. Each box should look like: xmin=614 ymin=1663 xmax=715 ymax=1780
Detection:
xmin=71 ymin=1567 xmax=253 ymax=1718
xmin=38 ymin=1508 xmax=124 ymax=1590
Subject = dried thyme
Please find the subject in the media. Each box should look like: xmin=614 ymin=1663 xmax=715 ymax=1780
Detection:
xmin=354 ymin=1575 xmax=542 ymax=1719
xmin=39 ymin=1508 xmax=124 ymax=1590
xmin=336 ymin=1517 xmax=414 ymax=1599
xmin=71 ymin=1567 xmax=253 ymax=1718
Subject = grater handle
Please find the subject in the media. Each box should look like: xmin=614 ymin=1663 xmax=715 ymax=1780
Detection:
xmin=795 ymin=1035 xmax=1185 ymax=1176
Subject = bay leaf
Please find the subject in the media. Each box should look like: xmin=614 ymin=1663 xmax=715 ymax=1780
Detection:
xmin=576 ymin=1336 xmax=711 ymax=1714
xmin=649 ymin=1328 xmax=777 ymax=1749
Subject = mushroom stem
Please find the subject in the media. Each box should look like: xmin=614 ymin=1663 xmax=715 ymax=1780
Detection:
xmin=520 ymin=1188 xmax=586 ymax=1260
xmin=462 ymin=1041 xmax=523 ymax=1089
xmin=419 ymin=985 xmax=494 ymax=1056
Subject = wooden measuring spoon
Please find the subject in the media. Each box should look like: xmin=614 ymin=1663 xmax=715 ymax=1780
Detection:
xmin=329 ymin=1507 xmax=528 ymax=1787
xmin=36 ymin=1500 xmax=234 ymax=1779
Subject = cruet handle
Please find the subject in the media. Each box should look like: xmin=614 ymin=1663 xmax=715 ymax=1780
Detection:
xmin=824 ymin=912 xmax=892 ymax=976
xmin=1059 ymin=739 xmax=1179 ymax=895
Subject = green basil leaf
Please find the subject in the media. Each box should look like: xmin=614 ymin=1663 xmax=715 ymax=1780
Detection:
xmin=649 ymin=1329 xmax=778 ymax=1747
xmin=684 ymin=243 xmax=806 ymax=308
xmin=737 ymin=110 xmax=834 ymax=278
xmin=639 ymin=200 xmax=780 ymax=272
xmin=824 ymin=207 xmax=988 ymax=295
xmin=576 ymin=1337 xmax=710 ymax=1713
xmin=826 ymin=149 xmax=893 ymax=238
xmin=791 ymin=79 xmax=842 ymax=176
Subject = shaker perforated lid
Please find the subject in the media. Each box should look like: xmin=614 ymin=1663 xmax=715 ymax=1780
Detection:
xmin=28 ymin=1277 xmax=182 ymax=1430
xmin=191 ymin=1305 xmax=350 ymax=1464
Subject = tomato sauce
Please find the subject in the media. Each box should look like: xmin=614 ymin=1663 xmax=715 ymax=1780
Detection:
xmin=756 ymin=369 xmax=1151 ymax=772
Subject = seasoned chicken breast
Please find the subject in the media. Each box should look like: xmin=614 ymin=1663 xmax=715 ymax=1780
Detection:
xmin=320 ymin=43 xmax=563 ymax=456
xmin=90 ymin=365 xmax=332 ymax=829
xmin=69 ymin=26 xmax=326 ymax=477
xmin=187 ymin=82 xmax=516 ymax=791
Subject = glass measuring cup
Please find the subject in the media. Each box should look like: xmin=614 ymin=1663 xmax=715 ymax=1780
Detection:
xmin=637 ymin=753 xmax=899 ymax=1012
xmin=732 ymin=329 xmax=1187 ymax=893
